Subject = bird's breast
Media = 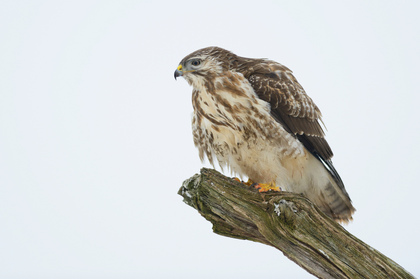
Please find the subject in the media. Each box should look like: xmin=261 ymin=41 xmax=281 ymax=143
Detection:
xmin=190 ymin=73 xmax=304 ymax=167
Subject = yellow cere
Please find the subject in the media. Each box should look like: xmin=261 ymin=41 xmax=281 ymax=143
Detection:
xmin=177 ymin=64 xmax=183 ymax=71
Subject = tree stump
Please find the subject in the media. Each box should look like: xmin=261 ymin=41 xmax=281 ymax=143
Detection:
xmin=178 ymin=168 xmax=414 ymax=279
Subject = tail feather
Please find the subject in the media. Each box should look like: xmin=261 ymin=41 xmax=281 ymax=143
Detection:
xmin=320 ymin=181 xmax=355 ymax=223
xmin=301 ymin=152 xmax=355 ymax=223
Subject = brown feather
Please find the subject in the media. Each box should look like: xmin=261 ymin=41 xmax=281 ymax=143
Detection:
xmin=246 ymin=71 xmax=333 ymax=161
xmin=176 ymin=47 xmax=354 ymax=222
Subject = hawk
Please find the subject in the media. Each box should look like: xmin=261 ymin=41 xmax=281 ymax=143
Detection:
xmin=174 ymin=47 xmax=355 ymax=222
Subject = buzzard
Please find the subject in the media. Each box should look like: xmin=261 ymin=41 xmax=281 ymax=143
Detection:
xmin=174 ymin=47 xmax=355 ymax=222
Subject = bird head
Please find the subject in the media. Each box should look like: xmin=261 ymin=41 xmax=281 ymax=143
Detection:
xmin=174 ymin=47 xmax=236 ymax=86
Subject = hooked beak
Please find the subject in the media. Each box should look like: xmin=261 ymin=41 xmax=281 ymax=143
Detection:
xmin=174 ymin=64 xmax=183 ymax=80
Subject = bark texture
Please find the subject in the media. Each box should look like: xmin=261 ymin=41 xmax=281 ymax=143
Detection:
xmin=178 ymin=168 xmax=414 ymax=279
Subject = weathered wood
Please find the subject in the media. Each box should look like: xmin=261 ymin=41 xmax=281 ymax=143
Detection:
xmin=178 ymin=168 xmax=414 ymax=279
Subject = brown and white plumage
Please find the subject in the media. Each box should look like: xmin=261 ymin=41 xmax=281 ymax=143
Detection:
xmin=175 ymin=47 xmax=355 ymax=222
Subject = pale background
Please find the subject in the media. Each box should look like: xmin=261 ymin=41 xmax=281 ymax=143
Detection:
xmin=1 ymin=1 xmax=419 ymax=278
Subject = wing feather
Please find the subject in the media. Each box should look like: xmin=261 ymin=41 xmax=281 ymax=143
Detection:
xmin=246 ymin=62 xmax=333 ymax=160
xmin=246 ymin=62 xmax=347 ymax=188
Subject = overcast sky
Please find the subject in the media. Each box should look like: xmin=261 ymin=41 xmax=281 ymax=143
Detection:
xmin=1 ymin=1 xmax=419 ymax=278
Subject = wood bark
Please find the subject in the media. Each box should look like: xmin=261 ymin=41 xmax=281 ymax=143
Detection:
xmin=178 ymin=168 xmax=414 ymax=279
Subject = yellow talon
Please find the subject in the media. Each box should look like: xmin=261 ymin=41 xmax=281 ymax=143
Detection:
xmin=244 ymin=179 xmax=254 ymax=186
xmin=254 ymin=182 xmax=281 ymax=192
xmin=232 ymin=178 xmax=280 ymax=192
xmin=233 ymin=178 xmax=254 ymax=186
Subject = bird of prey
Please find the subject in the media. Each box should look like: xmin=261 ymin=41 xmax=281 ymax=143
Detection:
xmin=174 ymin=47 xmax=355 ymax=222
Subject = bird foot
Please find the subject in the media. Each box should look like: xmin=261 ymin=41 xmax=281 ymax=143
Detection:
xmin=244 ymin=178 xmax=254 ymax=186
xmin=233 ymin=178 xmax=280 ymax=192
xmin=253 ymin=182 xmax=281 ymax=192
xmin=233 ymin=178 xmax=255 ymax=186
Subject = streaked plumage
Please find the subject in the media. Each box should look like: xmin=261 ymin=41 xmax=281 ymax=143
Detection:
xmin=175 ymin=47 xmax=355 ymax=222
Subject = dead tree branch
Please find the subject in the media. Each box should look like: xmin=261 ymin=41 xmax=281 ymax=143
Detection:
xmin=178 ymin=168 xmax=414 ymax=279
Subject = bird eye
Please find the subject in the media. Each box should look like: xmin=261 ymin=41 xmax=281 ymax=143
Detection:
xmin=191 ymin=59 xmax=201 ymax=67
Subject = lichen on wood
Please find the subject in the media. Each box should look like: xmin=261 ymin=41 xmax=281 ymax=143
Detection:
xmin=178 ymin=168 xmax=414 ymax=279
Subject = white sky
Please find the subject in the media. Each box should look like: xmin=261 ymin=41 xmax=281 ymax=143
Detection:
xmin=1 ymin=1 xmax=419 ymax=278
